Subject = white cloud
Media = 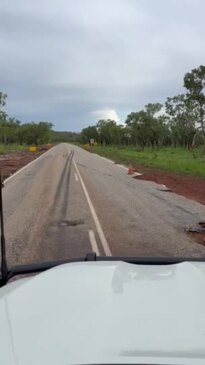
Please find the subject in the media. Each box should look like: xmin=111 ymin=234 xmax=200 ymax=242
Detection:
xmin=91 ymin=109 xmax=120 ymax=123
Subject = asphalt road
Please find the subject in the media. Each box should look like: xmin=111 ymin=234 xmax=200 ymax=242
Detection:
xmin=2 ymin=143 xmax=205 ymax=267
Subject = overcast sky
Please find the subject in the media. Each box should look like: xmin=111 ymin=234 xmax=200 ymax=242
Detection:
xmin=0 ymin=0 xmax=205 ymax=131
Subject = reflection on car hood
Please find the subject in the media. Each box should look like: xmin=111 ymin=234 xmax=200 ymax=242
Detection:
xmin=1 ymin=261 xmax=205 ymax=365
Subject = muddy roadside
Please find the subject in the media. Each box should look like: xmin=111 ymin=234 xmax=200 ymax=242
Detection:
xmin=133 ymin=164 xmax=205 ymax=246
xmin=133 ymin=165 xmax=205 ymax=205
xmin=0 ymin=150 xmax=48 ymax=180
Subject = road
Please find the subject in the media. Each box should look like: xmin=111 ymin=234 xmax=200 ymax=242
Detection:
xmin=2 ymin=143 xmax=205 ymax=267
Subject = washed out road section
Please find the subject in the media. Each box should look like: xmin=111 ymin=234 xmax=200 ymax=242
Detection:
xmin=2 ymin=143 xmax=205 ymax=268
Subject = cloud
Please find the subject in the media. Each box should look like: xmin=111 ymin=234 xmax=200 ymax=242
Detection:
xmin=0 ymin=0 xmax=205 ymax=131
xmin=91 ymin=109 xmax=120 ymax=123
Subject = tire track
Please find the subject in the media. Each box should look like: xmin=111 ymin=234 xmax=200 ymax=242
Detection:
xmin=53 ymin=149 xmax=74 ymax=214
xmin=41 ymin=149 xmax=75 ymax=260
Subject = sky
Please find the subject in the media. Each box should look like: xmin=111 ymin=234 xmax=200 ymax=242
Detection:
xmin=0 ymin=0 xmax=205 ymax=131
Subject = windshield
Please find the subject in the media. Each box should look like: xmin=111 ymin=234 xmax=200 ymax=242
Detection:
xmin=0 ymin=0 xmax=205 ymax=363
xmin=0 ymin=0 xmax=204 ymax=267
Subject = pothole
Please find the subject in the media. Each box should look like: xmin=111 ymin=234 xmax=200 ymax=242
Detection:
xmin=186 ymin=222 xmax=205 ymax=246
xmin=59 ymin=219 xmax=85 ymax=227
xmin=158 ymin=188 xmax=172 ymax=192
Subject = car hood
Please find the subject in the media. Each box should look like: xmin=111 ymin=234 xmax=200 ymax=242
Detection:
xmin=1 ymin=261 xmax=205 ymax=365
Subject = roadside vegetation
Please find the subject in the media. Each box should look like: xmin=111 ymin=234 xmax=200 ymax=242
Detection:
xmin=0 ymin=144 xmax=26 ymax=154
xmin=91 ymin=146 xmax=205 ymax=177
xmin=81 ymin=65 xmax=205 ymax=177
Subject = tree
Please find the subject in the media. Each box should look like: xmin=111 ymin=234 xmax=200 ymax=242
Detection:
xmin=0 ymin=92 xmax=7 ymax=111
xmin=81 ymin=126 xmax=98 ymax=144
xmin=145 ymin=103 xmax=163 ymax=117
xmin=0 ymin=92 xmax=7 ymax=125
xmin=19 ymin=122 xmax=53 ymax=145
xmin=37 ymin=122 xmax=53 ymax=144
xmin=126 ymin=104 xmax=165 ymax=148
xmin=126 ymin=111 xmax=146 ymax=147
xmin=184 ymin=65 xmax=205 ymax=152
xmin=165 ymin=94 xmax=196 ymax=148
xmin=96 ymin=119 xmax=121 ymax=145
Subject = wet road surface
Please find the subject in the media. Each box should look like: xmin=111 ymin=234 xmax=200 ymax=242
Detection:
xmin=2 ymin=143 xmax=205 ymax=267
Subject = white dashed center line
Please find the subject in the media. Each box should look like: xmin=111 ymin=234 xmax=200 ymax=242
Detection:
xmin=74 ymin=172 xmax=79 ymax=182
xmin=73 ymin=158 xmax=112 ymax=256
xmin=88 ymin=230 xmax=100 ymax=256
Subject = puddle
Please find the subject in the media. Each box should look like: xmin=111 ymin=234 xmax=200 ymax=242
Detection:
xmin=158 ymin=188 xmax=172 ymax=192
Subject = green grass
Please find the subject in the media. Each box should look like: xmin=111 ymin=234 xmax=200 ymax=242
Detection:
xmin=91 ymin=145 xmax=205 ymax=178
xmin=0 ymin=144 xmax=26 ymax=155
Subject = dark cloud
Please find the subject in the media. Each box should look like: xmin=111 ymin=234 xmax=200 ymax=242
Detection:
xmin=0 ymin=0 xmax=205 ymax=130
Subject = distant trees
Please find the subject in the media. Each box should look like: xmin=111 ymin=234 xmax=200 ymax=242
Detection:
xmin=96 ymin=119 xmax=125 ymax=145
xmin=81 ymin=65 xmax=205 ymax=151
xmin=19 ymin=122 xmax=53 ymax=145
xmin=81 ymin=126 xmax=98 ymax=144
xmin=126 ymin=103 xmax=165 ymax=148
xmin=0 ymin=92 xmax=82 ymax=146
xmin=81 ymin=120 xmax=127 ymax=146
xmin=0 ymin=119 xmax=53 ymax=146
xmin=51 ymin=131 xmax=80 ymax=143
xmin=0 ymin=94 xmax=53 ymax=145
xmin=81 ymin=104 xmax=169 ymax=149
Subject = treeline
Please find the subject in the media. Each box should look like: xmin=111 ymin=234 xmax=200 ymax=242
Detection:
xmin=51 ymin=131 xmax=80 ymax=143
xmin=0 ymin=92 xmax=81 ymax=146
xmin=81 ymin=65 xmax=205 ymax=152
xmin=0 ymin=92 xmax=53 ymax=145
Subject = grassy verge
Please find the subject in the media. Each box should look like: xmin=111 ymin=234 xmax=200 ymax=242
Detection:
xmin=91 ymin=145 xmax=205 ymax=178
xmin=0 ymin=144 xmax=26 ymax=155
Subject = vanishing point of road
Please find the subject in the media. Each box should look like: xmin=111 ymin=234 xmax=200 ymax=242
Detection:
xmin=3 ymin=143 xmax=205 ymax=267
